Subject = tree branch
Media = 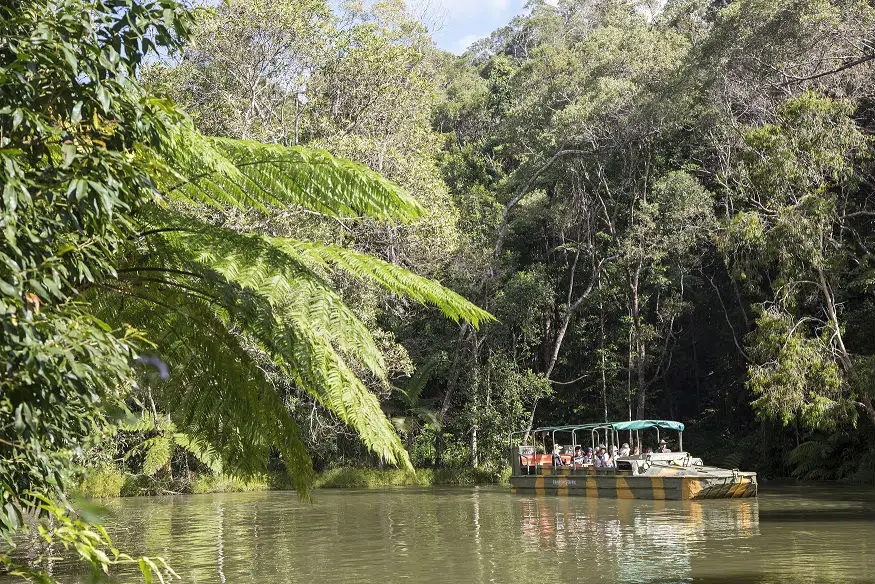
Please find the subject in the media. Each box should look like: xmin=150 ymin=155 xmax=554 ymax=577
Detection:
xmin=492 ymin=149 xmax=587 ymax=258
xmin=781 ymin=53 xmax=875 ymax=86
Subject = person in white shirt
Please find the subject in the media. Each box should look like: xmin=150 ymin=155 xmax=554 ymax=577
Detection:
xmin=596 ymin=445 xmax=615 ymax=469
xmin=594 ymin=445 xmax=607 ymax=468
xmin=618 ymin=442 xmax=630 ymax=457
xmin=552 ymin=443 xmax=566 ymax=467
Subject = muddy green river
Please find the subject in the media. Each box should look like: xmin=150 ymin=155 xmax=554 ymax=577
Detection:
xmin=6 ymin=484 xmax=875 ymax=583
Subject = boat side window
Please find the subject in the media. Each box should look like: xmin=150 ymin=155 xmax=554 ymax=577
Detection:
xmin=616 ymin=460 xmax=634 ymax=473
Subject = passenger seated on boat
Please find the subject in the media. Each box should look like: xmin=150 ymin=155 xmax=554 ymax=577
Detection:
xmin=583 ymin=447 xmax=594 ymax=465
xmin=645 ymin=447 xmax=654 ymax=455
xmin=595 ymin=445 xmax=614 ymax=469
xmin=618 ymin=443 xmax=630 ymax=457
xmin=552 ymin=444 xmax=566 ymax=467
xmin=658 ymin=439 xmax=671 ymax=453
xmin=632 ymin=444 xmax=641 ymax=456
xmin=572 ymin=445 xmax=584 ymax=465
xmin=605 ymin=449 xmax=615 ymax=469
xmin=593 ymin=446 xmax=605 ymax=468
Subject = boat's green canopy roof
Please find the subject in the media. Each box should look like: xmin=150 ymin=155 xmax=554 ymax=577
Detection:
xmin=529 ymin=420 xmax=684 ymax=433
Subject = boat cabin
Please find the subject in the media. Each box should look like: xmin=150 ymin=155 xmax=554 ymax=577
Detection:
xmin=510 ymin=419 xmax=700 ymax=476
xmin=508 ymin=419 xmax=756 ymax=499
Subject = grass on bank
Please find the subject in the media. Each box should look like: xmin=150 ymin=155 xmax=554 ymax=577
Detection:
xmin=78 ymin=466 xmax=284 ymax=498
xmin=78 ymin=466 xmax=509 ymax=498
xmin=314 ymin=467 xmax=509 ymax=488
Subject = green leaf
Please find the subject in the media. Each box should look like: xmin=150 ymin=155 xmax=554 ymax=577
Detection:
xmin=71 ymin=101 xmax=83 ymax=125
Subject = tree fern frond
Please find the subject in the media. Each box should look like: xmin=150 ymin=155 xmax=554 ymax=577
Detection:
xmin=150 ymin=128 xmax=423 ymax=222
xmin=141 ymin=436 xmax=172 ymax=476
xmin=94 ymin=289 xmax=315 ymax=493
xmin=128 ymin=217 xmax=481 ymax=469
xmin=282 ymin=320 xmax=412 ymax=469
xmin=118 ymin=247 xmax=412 ymax=469
xmin=153 ymin=302 xmax=314 ymax=492
xmin=173 ymin=433 xmax=223 ymax=475
xmin=109 ymin=123 xmax=491 ymax=482
xmin=119 ymin=413 xmax=161 ymax=433
xmin=271 ymin=239 xmax=494 ymax=328
xmin=154 ymin=222 xmax=387 ymax=378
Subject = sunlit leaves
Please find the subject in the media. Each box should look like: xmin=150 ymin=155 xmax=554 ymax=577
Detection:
xmin=153 ymin=134 xmax=424 ymax=222
xmin=746 ymin=306 xmax=848 ymax=429
xmin=0 ymin=495 xmax=177 ymax=583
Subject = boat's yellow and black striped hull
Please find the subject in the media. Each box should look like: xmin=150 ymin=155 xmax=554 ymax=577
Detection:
xmin=509 ymin=467 xmax=757 ymax=500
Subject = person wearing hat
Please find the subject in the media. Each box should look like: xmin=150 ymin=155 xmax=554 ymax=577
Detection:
xmin=583 ymin=446 xmax=594 ymax=465
xmin=552 ymin=443 xmax=566 ymax=467
xmin=618 ymin=442 xmax=631 ymax=457
xmin=658 ymin=439 xmax=671 ymax=453
xmin=594 ymin=444 xmax=608 ymax=468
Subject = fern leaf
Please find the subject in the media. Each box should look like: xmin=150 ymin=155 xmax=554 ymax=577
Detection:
xmin=151 ymin=128 xmax=423 ymax=222
xmin=141 ymin=436 xmax=172 ymax=476
xmin=173 ymin=433 xmax=223 ymax=475
xmin=272 ymin=239 xmax=494 ymax=328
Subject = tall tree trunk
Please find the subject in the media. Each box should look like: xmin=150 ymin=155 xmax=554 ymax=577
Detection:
xmin=636 ymin=338 xmax=647 ymax=418
xmin=439 ymin=323 xmax=470 ymax=423
xmin=815 ymin=268 xmax=875 ymax=430
xmin=631 ymin=266 xmax=646 ymax=418
xmin=860 ymin=394 xmax=875 ymax=428
xmin=436 ymin=323 xmax=470 ymax=466
xmin=599 ymin=278 xmax=608 ymax=422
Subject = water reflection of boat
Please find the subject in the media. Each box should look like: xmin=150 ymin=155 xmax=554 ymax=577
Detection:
xmin=514 ymin=493 xmax=760 ymax=582
xmin=509 ymin=420 xmax=757 ymax=500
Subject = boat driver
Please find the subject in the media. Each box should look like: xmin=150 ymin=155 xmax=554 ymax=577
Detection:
xmin=658 ymin=439 xmax=671 ymax=453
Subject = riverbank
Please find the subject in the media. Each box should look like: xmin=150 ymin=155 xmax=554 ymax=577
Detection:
xmin=78 ymin=466 xmax=508 ymax=498
xmin=315 ymin=467 xmax=507 ymax=488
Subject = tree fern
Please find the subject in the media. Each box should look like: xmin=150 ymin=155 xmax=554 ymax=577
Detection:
xmin=94 ymin=132 xmax=493 ymax=491
xmin=121 ymin=415 xmax=224 ymax=476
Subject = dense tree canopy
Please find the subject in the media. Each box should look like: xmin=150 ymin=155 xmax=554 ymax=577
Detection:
xmin=4 ymin=0 xmax=875 ymax=579
xmin=1 ymin=0 xmax=488 ymax=578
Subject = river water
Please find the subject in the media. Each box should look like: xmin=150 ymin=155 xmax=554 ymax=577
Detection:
xmin=5 ymin=484 xmax=874 ymax=583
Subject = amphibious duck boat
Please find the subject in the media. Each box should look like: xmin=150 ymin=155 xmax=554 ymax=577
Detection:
xmin=509 ymin=420 xmax=757 ymax=500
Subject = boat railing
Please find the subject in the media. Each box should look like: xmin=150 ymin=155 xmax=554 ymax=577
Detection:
xmin=513 ymin=446 xmax=705 ymax=476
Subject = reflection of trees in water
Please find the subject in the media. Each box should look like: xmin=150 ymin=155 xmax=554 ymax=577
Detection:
xmin=10 ymin=491 xmax=875 ymax=584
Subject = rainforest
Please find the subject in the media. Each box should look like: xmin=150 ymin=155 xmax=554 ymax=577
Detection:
xmin=1 ymin=0 xmax=875 ymax=581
